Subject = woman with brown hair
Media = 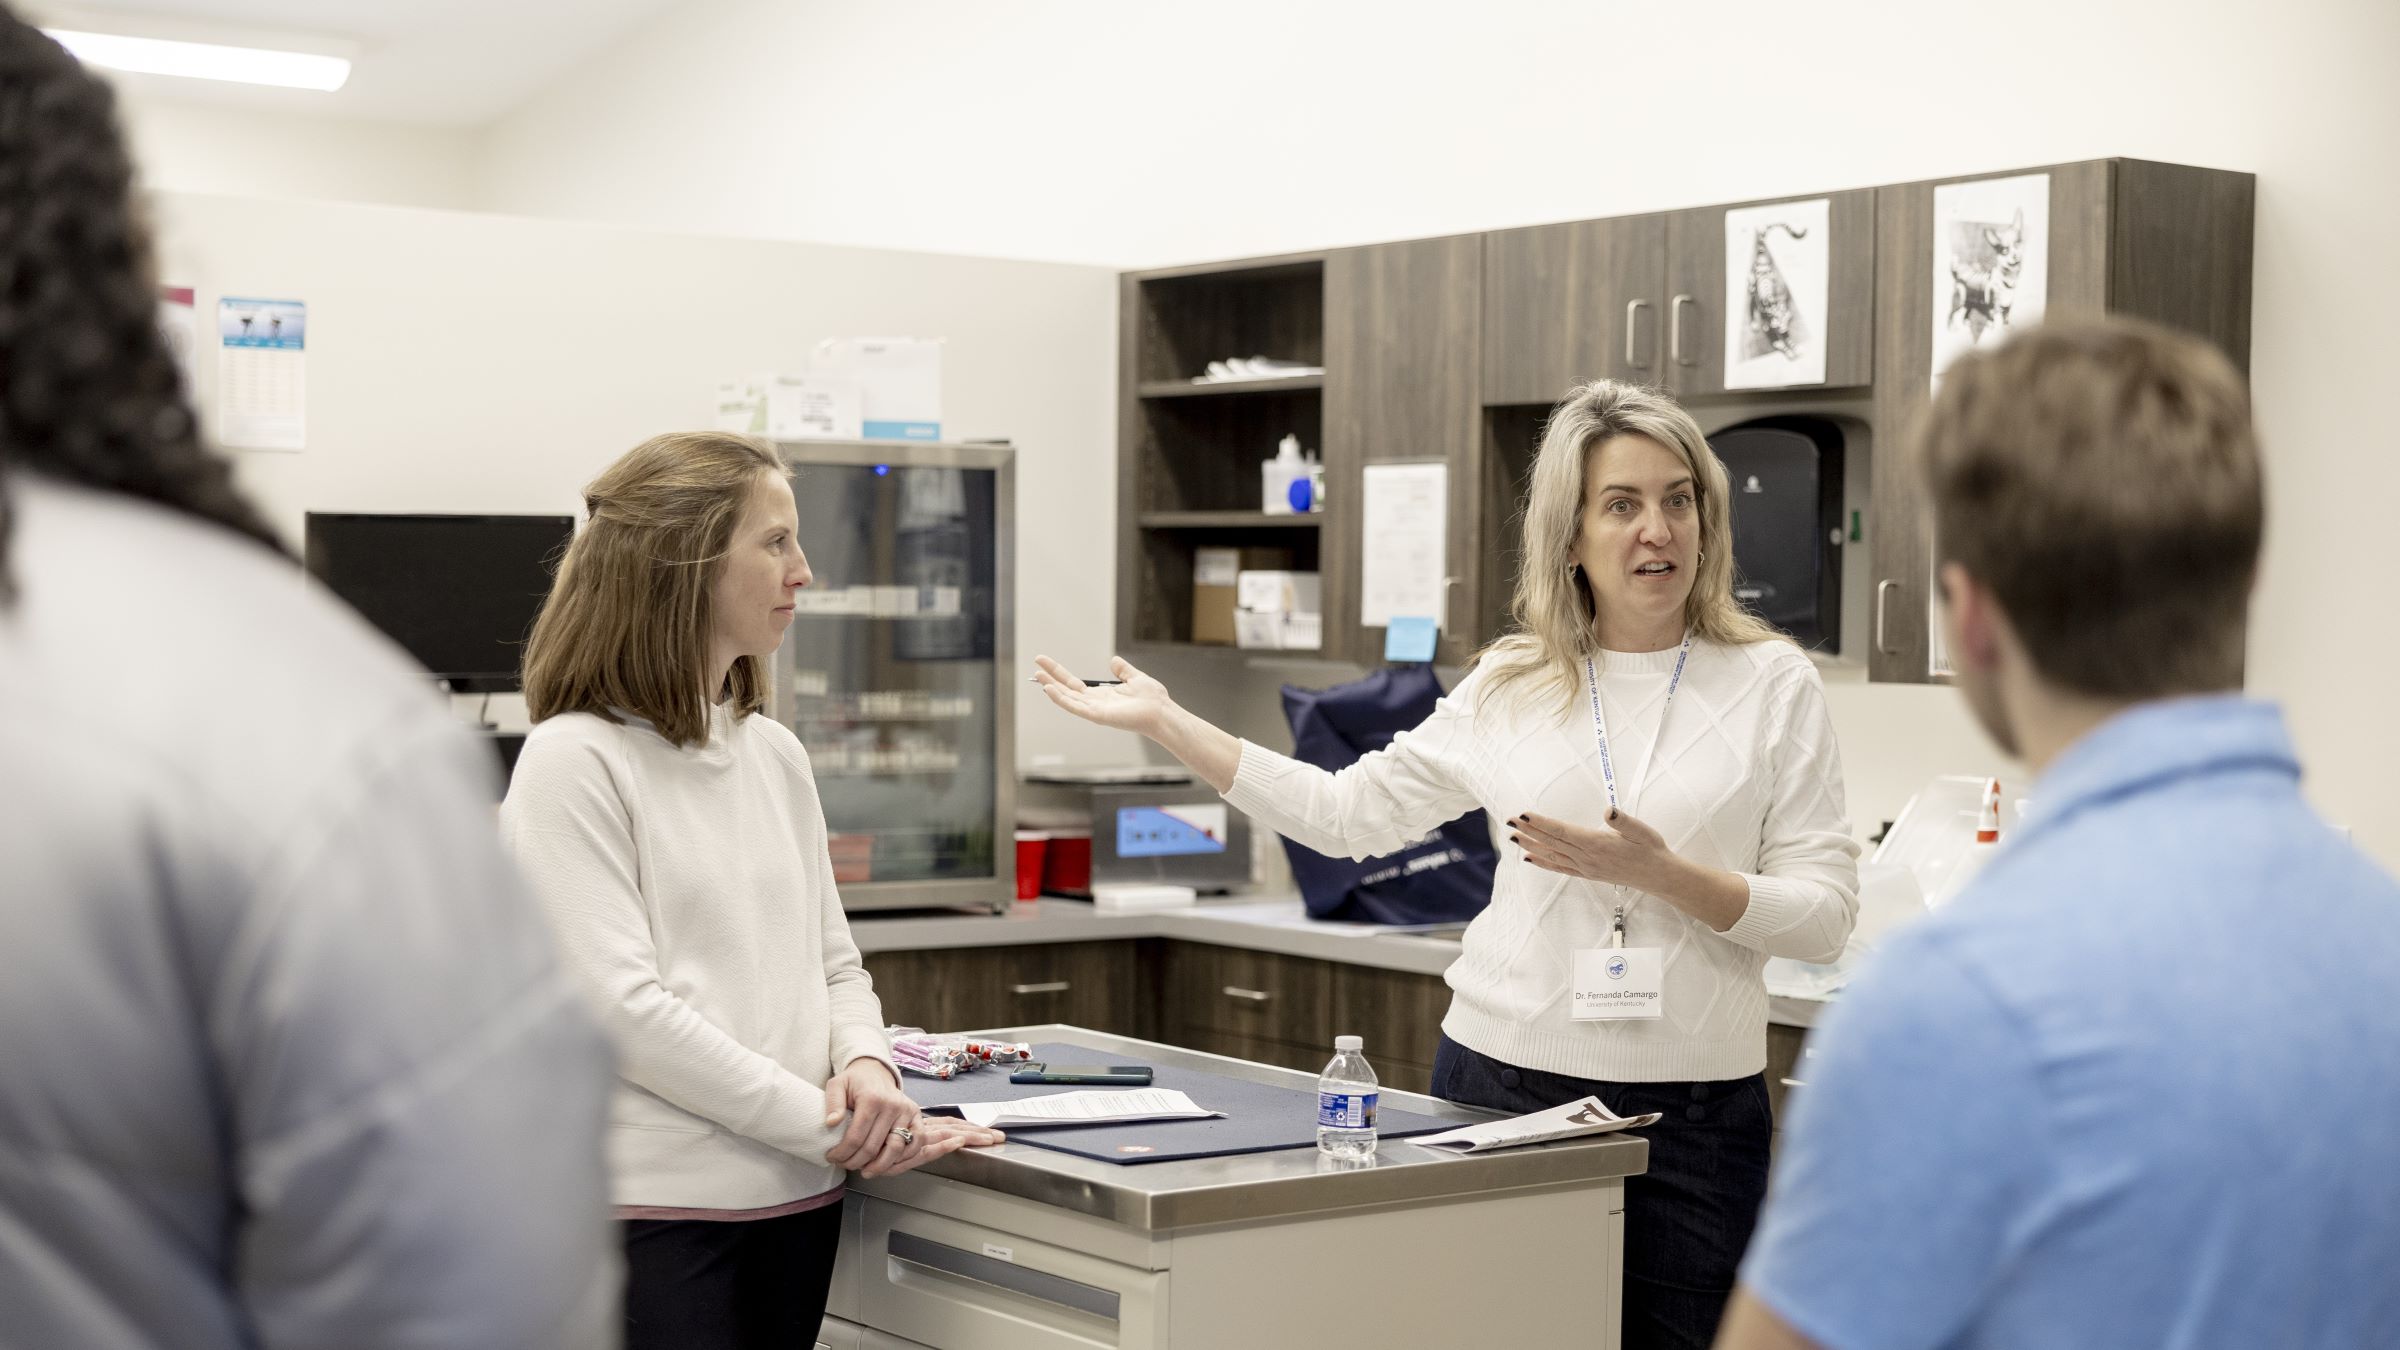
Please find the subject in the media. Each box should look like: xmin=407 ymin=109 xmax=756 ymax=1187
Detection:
xmin=1036 ymin=381 xmax=1859 ymax=1350
xmin=503 ymin=431 xmax=1003 ymax=1350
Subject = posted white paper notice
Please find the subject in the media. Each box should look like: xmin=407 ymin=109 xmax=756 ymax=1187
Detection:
xmin=217 ymin=298 xmax=306 ymax=452
xmin=1360 ymin=462 xmax=1448 ymax=629
xmin=957 ymin=1088 xmax=1219 ymax=1130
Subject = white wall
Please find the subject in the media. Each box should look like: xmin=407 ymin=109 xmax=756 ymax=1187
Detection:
xmin=478 ymin=0 xmax=2400 ymax=867
xmin=147 ymin=192 xmax=1122 ymax=766
xmin=122 ymin=97 xmax=481 ymax=211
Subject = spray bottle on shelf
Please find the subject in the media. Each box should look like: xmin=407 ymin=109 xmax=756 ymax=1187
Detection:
xmin=1929 ymin=777 xmax=2004 ymax=910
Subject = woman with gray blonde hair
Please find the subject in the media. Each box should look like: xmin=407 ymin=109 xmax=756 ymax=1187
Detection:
xmin=1035 ymin=382 xmax=1858 ymax=1349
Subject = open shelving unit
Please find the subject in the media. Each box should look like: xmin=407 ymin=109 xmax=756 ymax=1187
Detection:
xmin=1117 ymin=252 xmax=1329 ymax=654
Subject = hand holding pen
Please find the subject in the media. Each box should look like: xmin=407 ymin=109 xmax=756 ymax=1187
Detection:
xmin=1029 ymin=655 xmax=1169 ymax=734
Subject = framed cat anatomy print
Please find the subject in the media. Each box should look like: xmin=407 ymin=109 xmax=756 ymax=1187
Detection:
xmin=1930 ymin=173 xmax=2050 ymax=390
xmin=1723 ymin=197 xmax=1832 ymax=389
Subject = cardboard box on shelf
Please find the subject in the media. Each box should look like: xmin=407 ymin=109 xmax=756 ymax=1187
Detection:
xmin=1232 ymin=608 xmax=1281 ymax=650
xmin=1235 ymin=569 xmax=1321 ymax=616
xmin=1192 ymin=545 xmax=1293 ymax=645
xmin=1233 ymin=570 xmax=1322 ymax=650
xmin=1233 ymin=608 xmax=1324 ymax=650
xmin=812 ymin=337 xmax=942 ymax=441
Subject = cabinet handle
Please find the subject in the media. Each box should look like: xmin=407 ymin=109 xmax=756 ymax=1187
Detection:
xmin=1874 ymin=579 xmax=1898 ymax=655
xmin=1011 ymin=981 xmax=1070 ymax=996
xmin=1670 ymin=293 xmax=1698 ymax=367
xmin=1221 ymin=986 xmax=1272 ymax=1003
xmin=1779 ymin=1078 xmax=1806 ymax=1090
xmin=1624 ymin=299 xmax=1653 ymax=370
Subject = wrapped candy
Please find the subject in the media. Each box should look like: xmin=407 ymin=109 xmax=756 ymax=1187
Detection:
xmin=888 ymin=1030 xmax=1035 ymax=1080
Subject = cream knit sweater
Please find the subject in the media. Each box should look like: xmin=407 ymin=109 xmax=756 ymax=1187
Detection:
xmin=1225 ymin=638 xmax=1859 ymax=1083
xmin=503 ymin=704 xmax=895 ymax=1211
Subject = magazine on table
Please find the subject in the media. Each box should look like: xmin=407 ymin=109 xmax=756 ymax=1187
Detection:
xmin=1412 ymin=1095 xmax=1660 ymax=1154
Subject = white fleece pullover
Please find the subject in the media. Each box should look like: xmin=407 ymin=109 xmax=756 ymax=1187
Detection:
xmin=1225 ymin=638 xmax=1860 ymax=1083
xmin=503 ymin=705 xmax=895 ymax=1211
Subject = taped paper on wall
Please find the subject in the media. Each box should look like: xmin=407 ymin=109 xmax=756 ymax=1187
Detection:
xmin=1360 ymin=462 xmax=1448 ymax=630
xmin=216 ymin=297 xmax=306 ymax=452
xmin=1931 ymin=174 xmax=2050 ymax=390
xmin=1724 ymin=198 xmax=1831 ymax=389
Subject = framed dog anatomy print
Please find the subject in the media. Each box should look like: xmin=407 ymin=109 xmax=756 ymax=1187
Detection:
xmin=1930 ymin=174 xmax=2050 ymax=390
xmin=1723 ymin=197 xmax=1832 ymax=390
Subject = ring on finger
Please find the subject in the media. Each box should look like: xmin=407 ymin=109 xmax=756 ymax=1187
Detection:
xmin=889 ymin=1125 xmax=915 ymax=1147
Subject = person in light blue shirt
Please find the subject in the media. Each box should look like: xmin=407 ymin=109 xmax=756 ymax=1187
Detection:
xmin=1716 ymin=318 xmax=2400 ymax=1350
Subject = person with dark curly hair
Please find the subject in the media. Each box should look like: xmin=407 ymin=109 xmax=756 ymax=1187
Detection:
xmin=0 ymin=9 xmax=621 ymax=1348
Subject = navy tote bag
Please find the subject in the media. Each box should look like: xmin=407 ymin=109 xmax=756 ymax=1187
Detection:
xmin=1276 ymin=664 xmax=1497 ymax=925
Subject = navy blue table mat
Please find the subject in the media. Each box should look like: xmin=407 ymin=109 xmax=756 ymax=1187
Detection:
xmin=901 ymin=1041 xmax=1462 ymax=1166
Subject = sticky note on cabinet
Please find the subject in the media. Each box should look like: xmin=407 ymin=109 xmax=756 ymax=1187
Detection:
xmin=1385 ymin=615 xmax=1439 ymax=662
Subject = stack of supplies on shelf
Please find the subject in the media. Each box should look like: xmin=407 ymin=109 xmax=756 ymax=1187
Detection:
xmin=1192 ymin=545 xmax=1292 ymax=645
xmin=1235 ymin=567 xmax=1321 ymax=650
xmin=1191 ymin=355 xmax=1322 ymax=384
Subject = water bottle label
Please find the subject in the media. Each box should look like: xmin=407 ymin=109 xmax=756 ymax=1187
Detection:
xmin=1317 ymin=1090 xmax=1378 ymax=1129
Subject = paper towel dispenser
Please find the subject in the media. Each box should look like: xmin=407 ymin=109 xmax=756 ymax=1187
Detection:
xmin=1709 ymin=416 xmax=1846 ymax=653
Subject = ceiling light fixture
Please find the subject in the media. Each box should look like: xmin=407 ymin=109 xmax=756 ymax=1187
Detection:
xmin=42 ymin=28 xmax=351 ymax=92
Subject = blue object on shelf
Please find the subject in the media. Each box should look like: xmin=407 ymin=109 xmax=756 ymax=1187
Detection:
xmin=1286 ymin=476 xmax=1313 ymax=512
xmin=1383 ymin=616 xmax=1438 ymax=662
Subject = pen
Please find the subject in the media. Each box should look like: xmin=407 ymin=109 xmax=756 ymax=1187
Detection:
xmin=1027 ymin=677 xmax=1124 ymax=686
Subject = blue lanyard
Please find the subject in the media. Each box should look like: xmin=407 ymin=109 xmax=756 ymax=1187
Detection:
xmin=1583 ymin=634 xmax=1693 ymax=814
xmin=1582 ymin=634 xmax=1692 ymax=947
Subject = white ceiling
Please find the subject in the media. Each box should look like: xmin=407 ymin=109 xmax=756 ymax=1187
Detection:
xmin=26 ymin=0 xmax=684 ymax=124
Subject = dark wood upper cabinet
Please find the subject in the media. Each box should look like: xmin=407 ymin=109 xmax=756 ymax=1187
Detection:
xmin=1481 ymin=213 xmax=1670 ymax=406
xmin=1866 ymin=159 xmax=2254 ymax=683
xmin=1324 ymin=235 xmax=1485 ymax=665
xmin=1663 ymin=189 xmax=1878 ymax=397
xmin=1120 ymin=158 xmax=2252 ymax=686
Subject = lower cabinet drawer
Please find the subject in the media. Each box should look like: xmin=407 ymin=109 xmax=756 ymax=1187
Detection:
xmin=1765 ymin=1021 xmax=1810 ymax=1124
xmin=851 ymin=1197 xmax=1167 ymax=1350
xmin=862 ymin=942 xmax=1139 ymax=1038
xmin=1164 ymin=943 xmax=1334 ymax=1046
xmin=1169 ymin=1025 xmax=1329 ymax=1077
xmin=1329 ymin=963 xmax=1450 ymax=1071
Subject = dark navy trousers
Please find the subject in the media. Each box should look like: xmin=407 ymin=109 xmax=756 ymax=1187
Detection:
xmin=1433 ymin=1035 xmax=1774 ymax=1350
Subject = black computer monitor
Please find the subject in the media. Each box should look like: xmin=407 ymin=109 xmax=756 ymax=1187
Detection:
xmin=303 ymin=512 xmax=574 ymax=693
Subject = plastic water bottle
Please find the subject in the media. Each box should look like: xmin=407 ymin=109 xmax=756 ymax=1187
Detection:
xmin=1316 ymin=1035 xmax=1379 ymax=1159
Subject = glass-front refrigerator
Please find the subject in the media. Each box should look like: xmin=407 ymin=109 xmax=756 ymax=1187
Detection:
xmin=773 ymin=440 xmax=1014 ymax=913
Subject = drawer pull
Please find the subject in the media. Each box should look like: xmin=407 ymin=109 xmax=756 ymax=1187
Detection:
xmin=1779 ymin=1078 xmax=1806 ymax=1089
xmin=1222 ymin=986 xmax=1272 ymax=1003
xmin=887 ymin=1229 xmax=1121 ymax=1323
xmin=1010 ymin=981 xmax=1070 ymax=996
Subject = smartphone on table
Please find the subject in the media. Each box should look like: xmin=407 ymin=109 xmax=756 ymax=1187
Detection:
xmin=1007 ymin=1063 xmax=1154 ymax=1086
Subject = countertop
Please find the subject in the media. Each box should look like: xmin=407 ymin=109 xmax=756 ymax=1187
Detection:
xmin=851 ymin=893 xmax=1462 ymax=976
xmin=850 ymin=893 xmax=1830 ymax=1027
xmin=853 ymin=1025 xmax=1649 ymax=1231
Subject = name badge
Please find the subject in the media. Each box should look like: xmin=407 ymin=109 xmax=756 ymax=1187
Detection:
xmin=1571 ymin=947 xmax=1663 ymax=1021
